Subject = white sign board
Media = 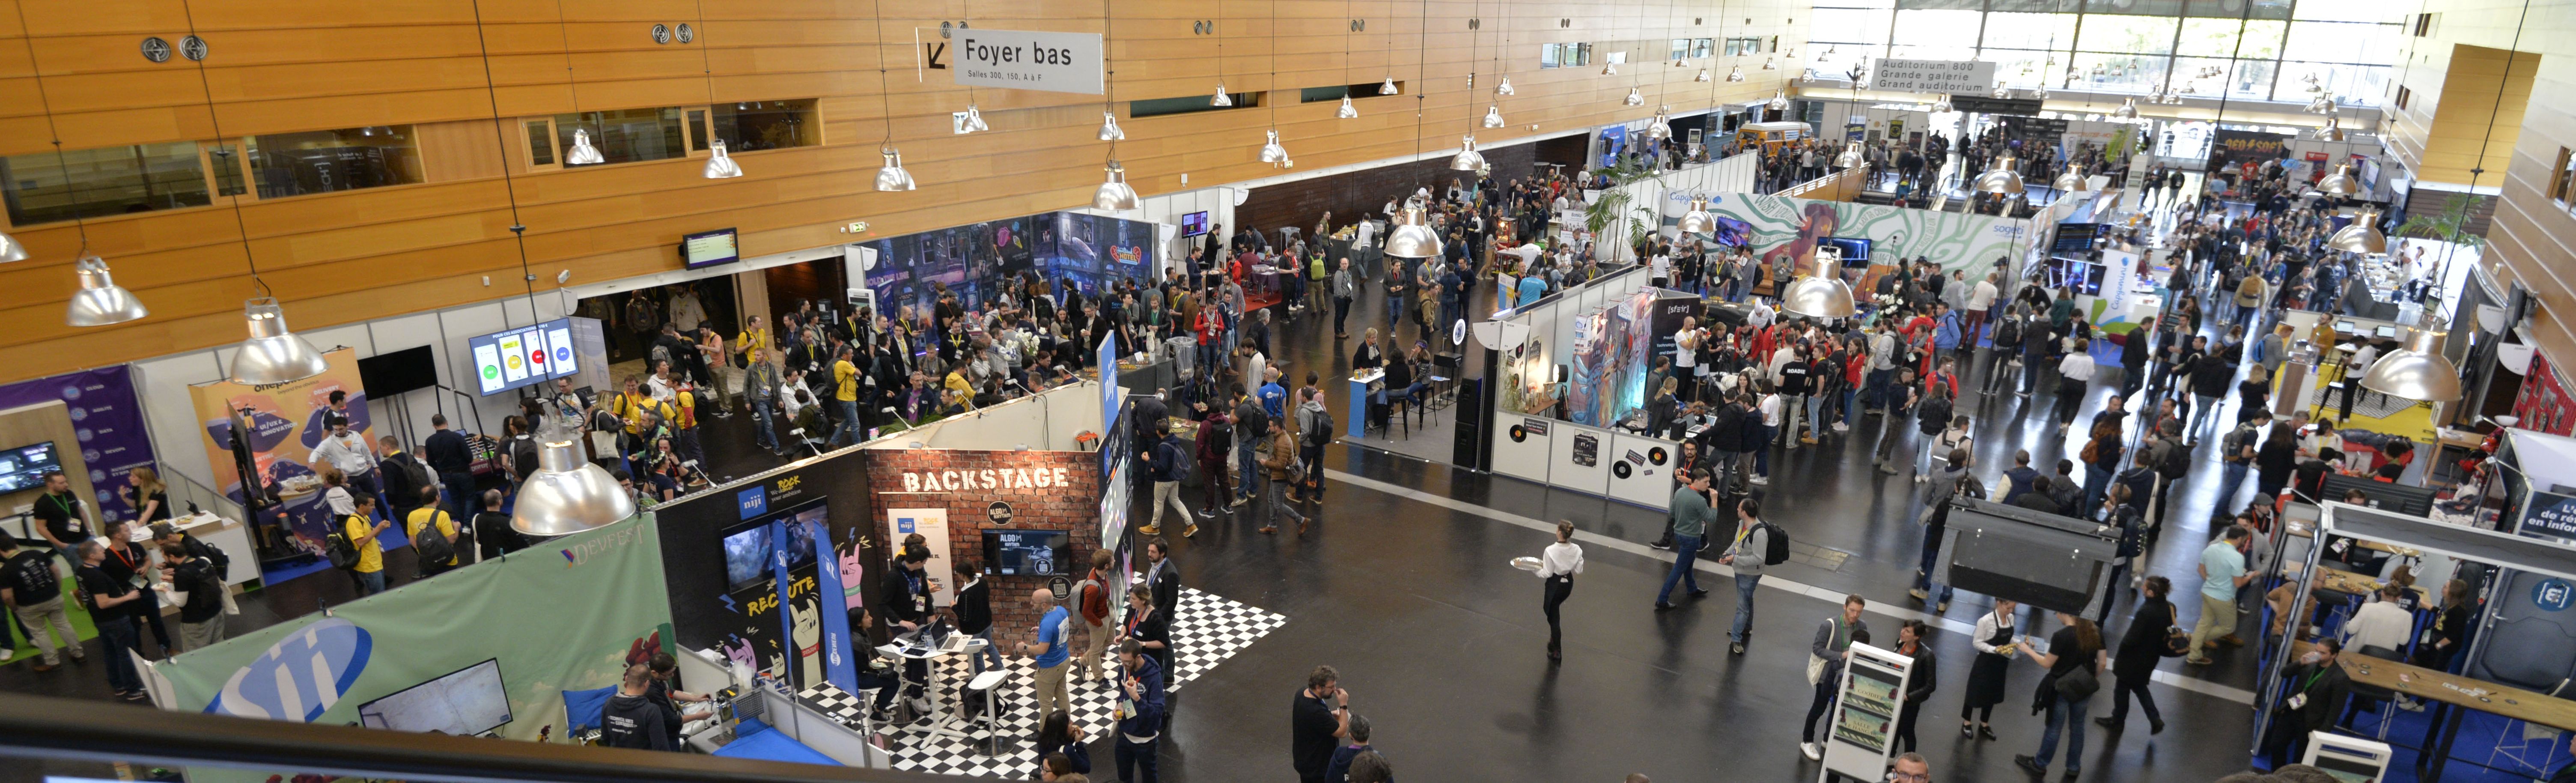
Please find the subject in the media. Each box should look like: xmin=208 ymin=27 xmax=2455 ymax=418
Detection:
xmin=953 ymin=29 xmax=1104 ymax=95
xmin=1821 ymin=642 xmax=1915 ymax=783
xmin=1869 ymin=58 xmax=1996 ymax=93
xmin=886 ymin=507 xmax=955 ymax=608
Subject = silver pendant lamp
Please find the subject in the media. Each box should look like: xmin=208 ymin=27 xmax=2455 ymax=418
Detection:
xmin=1098 ymin=111 xmax=1126 ymax=141
xmin=2358 ymin=327 xmax=2463 ymax=402
xmin=1258 ymin=129 xmax=1290 ymax=164
xmin=1625 ymin=87 xmax=1645 ymax=106
xmin=1932 ymin=94 xmax=1954 ymax=113
xmin=1695 ymin=68 xmax=1711 ymax=82
xmin=1380 ymin=77 xmax=1401 ymax=95
xmin=1992 ymin=85 xmax=2012 ymax=99
xmin=1450 ymin=135 xmax=1486 ymax=171
xmin=2051 ymin=169 xmax=2086 ymax=192
xmin=1602 ymin=60 xmax=1618 ymax=76
xmin=64 ymin=254 xmax=148 ymax=327
xmin=2326 ymin=209 xmax=2388 ymax=254
xmin=228 ymin=297 xmax=331 ymax=385
xmin=1834 ymin=142 xmax=1864 ymax=169
xmin=1498 ymin=77 xmax=1515 ymax=95
xmin=1971 ymin=153 xmax=2026 ymax=194
xmin=1093 ymin=160 xmax=1141 ymax=211
xmin=1762 ymin=57 xmax=1777 ymax=70
xmin=1727 ymin=65 xmax=1746 ymax=83
xmin=1338 ymin=96 xmax=1360 ymax=119
xmin=511 ymin=414 xmax=638 ymax=539
xmin=1383 ymin=198 xmax=1443 ymax=259
xmin=2313 ymin=164 xmax=2362 ymax=197
xmin=702 ymin=139 xmax=743 ymax=179
xmin=961 ymin=105 xmax=990 ymax=132
xmin=2111 ymin=97 xmax=2139 ymax=120
xmin=1645 ymin=107 xmax=1673 ymax=140
xmin=1780 ymin=253 xmax=1858 ymax=319
xmin=1768 ymin=90 xmax=1790 ymax=111
xmin=1677 ymin=195 xmax=1715 ymax=234
xmin=564 ymin=129 xmax=606 ymax=165
xmin=1483 ymin=105 xmax=1507 ymax=128
xmin=0 ymin=230 xmax=25 ymax=263
xmin=874 ymin=147 xmax=917 ymax=191
xmin=1212 ymin=84 xmax=1233 ymax=107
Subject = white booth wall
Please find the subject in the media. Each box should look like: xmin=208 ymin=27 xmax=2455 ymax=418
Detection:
xmin=1483 ymin=265 xmax=1679 ymax=512
xmin=864 ymin=382 xmax=1108 ymax=453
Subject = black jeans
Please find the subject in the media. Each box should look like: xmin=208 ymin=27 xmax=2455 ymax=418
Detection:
xmin=1801 ymin=676 xmax=1836 ymax=743
xmin=1895 ymin=699 xmax=1924 ymax=752
xmin=1334 ymin=297 xmax=1352 ymax=335
xmin=1117 ymin=736 xmax=1161 ymax=783
xmin=2107 ymin=675 xmax=2161 ymax=728
xmin=854 ymin=669 xmax=900 ymax=711
xmin=1543 ymin=575 xmax=1573 ymax=650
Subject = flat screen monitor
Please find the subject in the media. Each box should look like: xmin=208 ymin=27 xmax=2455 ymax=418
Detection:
xmin=356 ymin=658 xmax=511 ymax=736
xmin=720 ymin=499 xmax=825 ymax=592
xmin=1180 ymin=211 xmax=1211 ymax=237
xmin=982 ymin=529 xmax=1072 ymax=576
xmin=465 ymin=318 xmax=579 ymax=397
xmin=2372 ymin=324 xmax=2397 ymax=339
xmin=681 ymin=227 xmax=740 ymax=269
xmin=1820 ymin=237 xmax=1871 ymax=265
xmin=358 ymin=345 xmax=438 ymax=397
xmin=0 ymin=442 xmax=61 ymax=495
xmin=1709 ymin=217 xmax=1753 ymax=248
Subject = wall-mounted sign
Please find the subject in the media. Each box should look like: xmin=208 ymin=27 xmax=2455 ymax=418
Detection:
xmin=1868 ymin=58 xmax=1995 ymax=93
xmin=1571 ymin=433 xmax=1599 ymax=467
xmin=988 ymin=501 xmax=1014 ymax=524
xmin=2522 ymin=490 xmax=2576 ymax=539
xmin=952 ymin=29 xmax=1105 ymax=96
xmin=898 ymin=466 xmax=1073 ymax=493
xmin=1945 ymin=95 xmax=2043 ymax=116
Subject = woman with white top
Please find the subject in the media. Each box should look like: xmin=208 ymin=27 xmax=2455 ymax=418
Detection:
xmin=1536 ymin=520 xmax=1585 ymax=662
xmin=1754 ymin=381 xmax=1784 ymax=485
xmin=1960 ymin=598 xmax=2020 ymax=740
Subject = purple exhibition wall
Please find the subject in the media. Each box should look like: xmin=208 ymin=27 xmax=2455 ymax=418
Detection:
xmin=0 ymin=366 xmax=158 ymax=521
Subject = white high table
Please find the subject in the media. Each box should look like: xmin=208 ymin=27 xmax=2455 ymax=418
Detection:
xmin=876 ymin=631 xmax=988 ymax=741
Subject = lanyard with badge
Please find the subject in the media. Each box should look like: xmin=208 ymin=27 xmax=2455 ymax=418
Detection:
xmin=47 ymin=494 xmax=83 ymax=536
xmin=2285 ymin=662 xmax=2327 ymax=710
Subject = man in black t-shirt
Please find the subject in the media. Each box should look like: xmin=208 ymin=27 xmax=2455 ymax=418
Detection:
xmin=72 ymin=540 xmax=147 ymax=698
xmin=0 ymin=534 xmax=79 ymax=669
xmin=1291 ymin=665 xmax=1352 ymax=783
xmin=472 ymin=490 xmax=527 ymax=562
xmin=597 ymin=664 xmax=676 ymax=750
xmin=28 ymin=472 xmax=91 ymax=560
xmin=160 ymin=536 xmax=228 ymax=651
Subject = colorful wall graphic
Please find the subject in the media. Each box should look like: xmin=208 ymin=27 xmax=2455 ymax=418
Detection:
xmin=2515 ymin=352 xmax=2576 ymax=436
xmin=854 ymin=210 xmax=1161 ymax=329
xmin=186 ymin=348 xmax=371 ymax=560
xmin=0 ymin=366 xmax=158 ymax=520
xmin=1699 ymin=191 xmax=2032 ymax=282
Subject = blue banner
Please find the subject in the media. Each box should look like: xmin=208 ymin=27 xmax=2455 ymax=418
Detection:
xmin=1100 ymin=334 xmax=1121 ymax=474
xmin=768 ymin=519 xmax=798 ymax=690
xmin=807 ymin=517 xmax=859 ymax=693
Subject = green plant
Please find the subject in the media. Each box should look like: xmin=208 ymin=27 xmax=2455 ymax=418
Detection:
xmin=1580 ymin=157 xmax=1659 ymax=236
xmin=2395 ymin=194 xmax=2485 ymax=251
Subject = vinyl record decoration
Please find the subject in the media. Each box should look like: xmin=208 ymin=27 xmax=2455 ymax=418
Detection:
xmin=988 ymin=501 xmax=1014 ymax=524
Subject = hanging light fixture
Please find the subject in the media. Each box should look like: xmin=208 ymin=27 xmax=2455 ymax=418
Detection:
xmin=2052 ymin=169 xmax=2087 ymax=192
xmin=1677 ymin=194 xmax=1715 ymax=234
xmin=1762 ymin=57 xmax=1777 ymax=70
xmin=1993 ymin=85 xmax=2012 ymax=99
xmin=1625 ymin=87 xmax=1645 ymax=106
xmin=1483 ymin=105 xmax=1507 ymax=128
xmin=1972 ymin=153 xmax=2026 ymax=194
xmin=0 ymin=231 xmax=25 ymax=263
xmin=1098 ymin=111 xmax=1126 ymax=141
xmin=1727 ymin=65 xmax=1746 ymax=82
xmin=1931 ymin=94 xmax=1954 ymax=113
xmin=1646 ymin=107 xmax=1673 ymax=140
xmin=2307 ymin=93 xmax=2335 ymax=114
xmin=874 ymin=147 xmax=916 ymax=191
xmin=564 ymin=129 xmax=606 ymax=165
xmin=228 ymin=298 xmax=330 ymax=385
xmin=1259 ymin=129 xmax=1289 ymax=164
xmin=2326 ymin=209 xmax=2388 ymax=254
xmin=1602 ymin=60 xmax=1618 ymax=76
xmin=1498 ymin=77 xmax=1516 ymax=95
xmin=1380 ymin=77 xmax=1401 ymax=95
xmin=1092 ymin=160 xmax=1141 ymax=210
xmin=1834 ymin=142 xmax=1864 ymax=169
xmin=961 ymin=105 xmax=990 ymax=132
xmin=1384 ymin=197 xmax=1444 ymax=259
xmin=1781 ymin=253 xmax=1858 ymax=319
xmin=1336 ymin=95 xmax=1360 ymax=119
xmin=701 ymin=139 xmax=743 ymax=179
xmin=2313 ymin=164 xmax=2362 ymax=197
xmin=1212 ymin=84 xmax=1233 ymax=107
xmin=511 ymin=415 xmax=638 ymax=539
xmin=2313 ymin=114 xmax=2346 ymax=141
xmin=2358 ymin=327 xmax=2464 ymax=402
xmin=1695 ymin=68 xmax=1711 ymax=82
xmin=1450 ymin=135 xmax=1486 ymax=171
xmin=63 ymin=255 xmax=147 ymax=327
xmin=2111 ymin=97 xmax=2139 ymax=120
xmin=1768 ymin=90 xmax=1789 ymax=111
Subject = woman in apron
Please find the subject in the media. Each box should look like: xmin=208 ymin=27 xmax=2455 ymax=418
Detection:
xmin=1961 ymin=598 xmax=2020 ymax=740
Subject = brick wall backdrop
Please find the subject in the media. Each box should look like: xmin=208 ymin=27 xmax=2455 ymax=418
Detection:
xmin=867 ymin=449 xmax=1104 ymax=651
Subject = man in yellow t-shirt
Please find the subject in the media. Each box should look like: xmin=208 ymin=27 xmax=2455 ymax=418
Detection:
xmin=405 ymin=486 xmax=461 ymax=577
xmin=342 ymin=494 xmax=390 ymax=596
xmin=828 ymin=346 xmax=862 ymax=448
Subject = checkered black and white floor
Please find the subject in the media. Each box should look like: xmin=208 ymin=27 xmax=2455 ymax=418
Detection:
xmin=805 ymin=587 xmax=1288 ymax=778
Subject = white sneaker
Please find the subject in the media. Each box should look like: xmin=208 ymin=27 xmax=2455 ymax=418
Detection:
xmin=1800 ymin=742 xmax=1824 ymax=761
xmin=1832 ymin=422 xmax=1849 ymax=432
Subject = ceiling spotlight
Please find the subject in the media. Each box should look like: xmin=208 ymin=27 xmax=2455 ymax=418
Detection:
xmin=228 ymin=297 xmax=330 ymax=385
xmin=1380 ymin=77 xmax=1401 ymax=95
xmin=874 ymin=146 xmax=916 ymax=191
xmin=1384 ymin=197 xmax=1444 ymax=259
xmin=1498 ymin=77 xmax=1516 ymax=95
xmin=1338 ymin=96 xmax=1360 ymax=119
xmin=564 ymin=129 xmax=606 ymax=165
xmin=1098 ymin=111 xmax=1126 ymax=141
xmin=702 ymin=139 xmax=743 ymax=179
xmin=1781 ymin=252 xmax=1857 ymax=319
xmin=1259 ymin=129 xmax=1289 ymax=164
xmin=64 ymin=254 xmax=146 ymax=327
xmin=1450 ymin=135 xmax=1486 ymax=171
xmin=1092 ymin=160 xmax=1141 ymax=211
xmin=1213 ymin=84 xmax=1233 ymax=107
xmin=2326 ymin=209 xmax=2388 ymax=254
xmin=1483 ymin=105 xmax=1507 ymax=128
xmin=1625 ymin=87 xmax=1645 ymax=106
xmin=2359 ymin=327 xmax=2464 ymax=402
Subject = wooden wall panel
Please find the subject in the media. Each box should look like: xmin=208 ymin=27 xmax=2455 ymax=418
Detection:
xmin=0 ymin=0 xmax=1805 ymax=380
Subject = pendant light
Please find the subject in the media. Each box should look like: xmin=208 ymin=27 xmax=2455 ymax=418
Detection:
xmin=1379 ymin=77 xmax=1401 ymax=95
xmin=1677 ymin=195 xmax=1715 ymax=234
xmin=1450 ymin=135 xmax=1486 ymax=171
xmin=1993 ymin=85 xmax=2012 ymax=99
xmin=2313 ymin=164 xmax=2362 ymax=197
xmin=1093 ymin=160 xmax=1141 ymax=210
xmin=1645 ymin=107 xmax=1673 ymax=141
xmin=564 ymin=129 xmax=606 ymax=165
xmin=1384 ymin=197 xmax=1444 ymax=259
xmin=2326 ymin=209 xmax=2387 ymax=254
xmin=1259 ymin=129 xmax=1290 ymax=164
xmin=1337 ymin=96 xmax=1360 ymax=119
xmin=1483 ymin=105 xmax=1507 ymax=128
xmin=0 ymin=231 xmax=24 ymax=263
xmin=1498 ymin=77 xmax=1516 ymax=96
xmin=2051 ymin=169 xmax=2086 ymax=192
xmin=701 ymin=140 xmax=743 ymax=179
xmin=961 ymin=105 xmax=990 ymax=132
xmin=1625 ymin=87 xmax=1646 ymax=106
xmin=1972 ymin=153 xmax=2026 ymax=194
xmin=2111 ymin=97 xmax=2139 ymax=120
xmin=1098 ymin=111 xmax=1126 ymax=140
xmin=1603 ymin=60 xmax=1618 ymax=76
xmin=2307 ymin=93 xmax=2335 ymax=114
xmin=1762 ymin=57 xmax=1777 ymax=70
xmin=64 ymin=255 xmax=147 ymax=327
xmin=2312 ymin=115 xmax=2345 ymax=142
xmin=1727 ymin=65 xmax=1746 ymax=82
xmin=1834 ymin=142 xmax=1864 ymax=169
xmin=1212 ymin=85 xmax=1233 ymax=107
xmin=2358 ymin=327 xmax=2464 ymax=402
xmin=1695 ymin=68 xmax=1711 ymax=82
xmin=511 ymin=415 xmax=638 ymax=539
xmin=1211 ymin=0 xmax=1231 ymax=107
xmin=1932 ymin=94 xmax=1954 ymax=113
xmin=229 ymin=298 xmax=331 ymax=385
xmin=1767 ymin=90 xmax=1789 ymax=111
xmin=1781 ymin=253 xmax=1858 ymax=319
xmin=875 ymin=146 xmax=917 ymax=191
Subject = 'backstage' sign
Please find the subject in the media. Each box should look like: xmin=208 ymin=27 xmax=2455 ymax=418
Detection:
xmin=953 ymin=29 xmax=1104 ymax=95
xmin=900 ymin=466 xmax=1074 ymax=494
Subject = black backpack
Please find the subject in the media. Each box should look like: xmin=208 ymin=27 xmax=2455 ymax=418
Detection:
xmin=1305 ymin=409 xmax=1336 ymax=448
xmin=1760 ymin=521 xmax=1791 ymax=566
xmin=411 ymin=512 xmax=456 ymax=567
xmin=2155 ymin=436 xmax=2191 ymax=478
xmin=324 ymin=516 xmax=362 ymax=570
xmin=1994 ymin=317 xmax=2022 ymax=350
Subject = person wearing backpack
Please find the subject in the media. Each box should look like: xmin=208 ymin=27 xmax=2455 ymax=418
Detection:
xmin=1296 ymin=391 xmax=1334 ymax=502
xmin=405 ymin=486 xmax=462 ymax=579
xmin=1075 ymin=550 xmax=1114 ymax=681
xmin=339 ymin=494 xmax=391 ymax=596
xmin=1718 ymin=496 xmax=1781 ymax=656
xmin=2146 ymin=419 xmax=2191 ymax=531
xmin=1911 ymin=448 xmax=1980 ymax=613
xmin=2013 ymin=613 xmax=2107 ymax=778
xmin=1141 ymin=420 xmax=1194 ymax=538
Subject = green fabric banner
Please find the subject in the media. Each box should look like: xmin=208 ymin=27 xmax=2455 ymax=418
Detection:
xmin=155 ymin=514 xmax=673 ymax=742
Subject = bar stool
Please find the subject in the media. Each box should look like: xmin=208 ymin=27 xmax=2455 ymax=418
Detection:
xmin=964 ymin=670 xmax=1008 ymax=755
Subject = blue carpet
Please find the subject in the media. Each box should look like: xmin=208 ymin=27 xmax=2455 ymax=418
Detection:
xmin=712 ymin=718 xmax=842 ymax=766
xmin=2260 ymin=699 xmax=2573 ymax=782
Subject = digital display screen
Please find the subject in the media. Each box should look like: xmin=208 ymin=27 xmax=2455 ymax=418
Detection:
xmin=1709 ymin=217 xmax=1752 ymax=248
xmin=720 ymin=500 xmax=824 ymax=592
xmin=1180 ymin=211 xmax=1210 ymax=236
xmin=357 ymin=659 xmax=511 ymax=736
xmin=681 ymin=227 xmax=740 ymax=269
xmin=982 ymin=529 xmax=1071 ymax=576
xmin=1820 ymin=237 xmax=1871 ymax=265
xmin=0 ymin=442 xmax=61 ymax=495
xmin=467 ymin=318 xmax=579 ymax=397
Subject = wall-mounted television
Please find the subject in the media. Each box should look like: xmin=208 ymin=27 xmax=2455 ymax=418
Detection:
xmin=466 ymin=318 xmax=579 ymax=396
xmin=1709 ymin=216 xmax=1753 ymax=248
xmin=720 ymin=499 xmax=824 ymax=592
xmin=681 ymin=227 xmax=740 ymax=269
xmin=1820 ymin=237 xmax=1872 ymax=266
xmin=1180 ymin=211 xmax=1211 ymax=237
xmin=0 ymin=442 xmax=61 ymax=495
xmin=358 ymin=345 xmax=439 ymax=397
xmin=982 ymin=529 xmax=1072 ymax=576
xmin=356 ymin=658 xmax=512 ymax=736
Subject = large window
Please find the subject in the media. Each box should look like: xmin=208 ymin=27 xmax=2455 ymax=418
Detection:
xmin=704 ymin=100 xmax=819 ymax=153
xmin=521 ymin=101 xmax=820 ymax=170
xmin=246 ymin=126 xmax=424 ymax=199
xmin=0 ymin=143 xmax=211 ymax=226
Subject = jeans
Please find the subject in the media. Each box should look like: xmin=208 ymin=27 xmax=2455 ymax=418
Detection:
xmin=1842 ymin=388 xmax=1861 ymax=428
xmin=1116 ymin=736 xmax=1161 ymax=783
xmin=829 ymin=399 xmax=863 ymax=447
xmin=1895 ymin=699 xmax=1924 ymax=752
xmin=970 ymin=627 xmax=1002 ymax=675
xmin=854 ymin=670 xmax=901 ymax=712
xmin=1543 ymin=575 xmax=1573 ymax=650
xmin=1149 ymin=481 xmax=1190 ymax=530
xmin=1389 ymin=289 xmax=1408 ymax=329
xmin=2022 ymin=354 xmax=2047 ymax=394
xmin=353 ymin=568 xmax=386 ymax=596
xmin=1334 ymin=297 xmax=1351 ymax=335
xmin=1781 ymin=394 xmax=1808 ymax=445
xmin=438 ymin=471 xmax=474 ymax=517
xmin=1654 ymin=535 xmax=1703 ymax=604
xmin=1802 ymin=394 xmax=1825 ymax=441
xmin=1801 ymin=676 xmax=1837 ymax=742
xmin=750 ymin=397 xmax=780 ymax=452
xmin=1709 ymin=449 xmax=1740 ymax=492
xmin=2082 ymin=466 xmax=2114 ymax=512
xmin=2033 ymin=693 xmax=2091 ymax=773
xmin=1263 ymin=471 xmax=1305 ymax=528
xmin=1752 ymin=426 xmax=1772 ymax=477
xmin=95 ymin=615 xmax=143 ymax=694
xmin=1234 ymin=441 xmax=1259 ymax=502
xmin=2190 ymin=394 xmax=2223 ymax=433
xmin=1730 ymin=573 xmax=1761 ymax=643
xmin=1914 ymin=537 xmax=1954 ymax=604
xmin=2218 ymin=462 xmax=2251 ymax=517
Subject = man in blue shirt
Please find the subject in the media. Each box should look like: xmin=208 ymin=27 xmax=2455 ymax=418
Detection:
xmin=1113 ymin=639 xmax=1167 ymax=783
xmin=1258 ymin=367 xmax=1289 ymax=421
xmin=1999 ymin=449 xmax=2042 ymax=505
xmin=1018 ymin=587 xmax=1074 ymax=719
xmin=2185 ymin=526 xmax=2252 ymax=665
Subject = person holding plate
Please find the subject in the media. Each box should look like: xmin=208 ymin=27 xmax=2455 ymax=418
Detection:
xmin=1960 ymin=598 xmax=2019 ymax=741
xmin=1532 ymin=520 xmax=1584 ymax=663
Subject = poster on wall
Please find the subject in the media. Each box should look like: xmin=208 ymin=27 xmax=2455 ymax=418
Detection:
xmin=187 ymin=348 xmax=369 ymax=559
xmin=2514 ymin=352 xmax=2576 ymax=436
xmin=719 ymin=498 xmax=827 ymax=689
xmin=2208 ymin=129 xmax=2290 ymax=178
xmin=0 ymin=366 xmax=157 ymax=520
xmin=1705 ymin=191 xmax=2028 ymax=282
xmin=887 ymin=507 xmax=955 ymax=608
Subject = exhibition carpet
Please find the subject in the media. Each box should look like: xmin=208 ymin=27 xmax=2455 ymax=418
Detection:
xmin=258 ymin=510 xmax=415 ymax=588
xmin=712 ymin=717 xmax=842 ymax=766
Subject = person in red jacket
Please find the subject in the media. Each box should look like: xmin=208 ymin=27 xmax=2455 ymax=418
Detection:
xmin=1076 ymin=549 xmax=1115 ymax=681
xmin=1193 ymin=410 xmax=1233 ymax=531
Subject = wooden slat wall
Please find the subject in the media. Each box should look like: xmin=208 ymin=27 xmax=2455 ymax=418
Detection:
xmin=0 ymin=0 xmax=1805 ymax=380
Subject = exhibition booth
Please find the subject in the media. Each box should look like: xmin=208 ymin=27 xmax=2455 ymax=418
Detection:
xmin=1480 ymin=266 xmax=1690 ymax=511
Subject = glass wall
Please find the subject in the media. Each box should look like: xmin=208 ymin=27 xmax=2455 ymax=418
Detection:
xmin=0 ymin=143 xmax=212 ymax=225
xmin=246 ymin=126 xmax=425 ymax=199
xmin=1804 ymin=0 xmax=2401 ymax=105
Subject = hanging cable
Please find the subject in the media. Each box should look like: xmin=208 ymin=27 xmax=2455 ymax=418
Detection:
xmin=467 ymin=0 xmax=543 ymax=317
xmin=174 ymin=0 xmax=272 ymax=298
xmin=9 ymin=1 xmax=95 ymax=264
